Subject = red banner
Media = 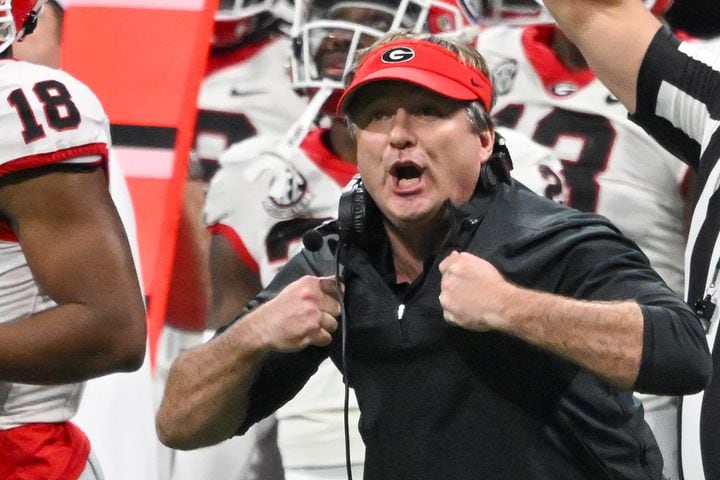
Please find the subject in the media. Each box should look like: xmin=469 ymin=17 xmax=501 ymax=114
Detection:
xmin=62 ymin=0 xmax=218 ymax=366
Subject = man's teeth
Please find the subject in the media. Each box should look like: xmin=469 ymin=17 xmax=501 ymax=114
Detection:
xmin=398 ymin=177 xmax=420 ymax=187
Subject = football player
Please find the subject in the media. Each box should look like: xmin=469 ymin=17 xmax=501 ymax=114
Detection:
xmin=11 ymin=1 xmax=159 ymax=479
xmin=0 ymin=1 xmax=146 ymax=478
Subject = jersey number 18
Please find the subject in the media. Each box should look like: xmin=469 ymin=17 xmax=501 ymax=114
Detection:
xmin=7 ymin=80 xmax=81 ymax=144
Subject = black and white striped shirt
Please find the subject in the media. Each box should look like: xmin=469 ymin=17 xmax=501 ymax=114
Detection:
xmin=631 ymin=26 xmax=720 ymax=480
xmin=632 ymin=27 xmax=720 ymax=330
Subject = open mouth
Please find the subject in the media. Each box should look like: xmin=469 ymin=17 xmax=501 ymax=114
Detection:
xmin=317 ymin=52 xmax=349 ymax=80
xmin=391 ymin=163 xmax=424 ymax=189
xmin=321 ymin=66 xmax=346 ymax=80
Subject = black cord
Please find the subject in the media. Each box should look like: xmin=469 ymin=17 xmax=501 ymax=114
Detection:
xmin=344 ymin=365 xmax=352 ymax=480
xmin=301 ymin=228 xmax=354 ymax=477
xmin=335 ymin=245 xmax=353 ymax=480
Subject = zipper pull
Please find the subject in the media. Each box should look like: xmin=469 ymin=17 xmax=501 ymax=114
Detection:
xmin=397 ymin=303 xmax=407 ymax=343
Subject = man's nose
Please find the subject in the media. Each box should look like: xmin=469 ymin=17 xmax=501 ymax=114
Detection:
xmin=388 ymin=108 xmax=415 ymax=149
xmin=325 ymin=28 xmax=354 ymax=48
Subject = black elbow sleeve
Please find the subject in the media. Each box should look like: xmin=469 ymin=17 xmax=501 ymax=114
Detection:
xmin=634 ymin=305 xmax=712 ymax=395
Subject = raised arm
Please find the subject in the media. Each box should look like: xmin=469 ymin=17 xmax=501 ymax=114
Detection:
xmin=543 ymin=0 xmax=663 ymax=112
xmin=155 ymin=274 xmax=341 ymax=449
xmin=0 ymin=165 xmax=146 ymax=383
xmin=439 ymin=250 xmax=711 ymax=393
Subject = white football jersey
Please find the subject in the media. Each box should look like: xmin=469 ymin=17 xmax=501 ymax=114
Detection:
xmin=497 ymin=126 xmax=567 ymax=204
xmin=204 ymin=128 xmax=356 ymax=286
xmin=193 ymin=35 xmax=309 ymax=171
xmin=478 ymin=24 xmax=689 ymax=295
xmin=0 ymin=59 xmax=111 ymax=429
xmin=204 ymin=128 xmax=361 ymax=468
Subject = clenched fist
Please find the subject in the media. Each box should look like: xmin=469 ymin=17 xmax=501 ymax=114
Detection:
xmin=252 ymin=275 xmax=341 ymax=352
xmin=438 ymin=251 xmax=518 ymax=332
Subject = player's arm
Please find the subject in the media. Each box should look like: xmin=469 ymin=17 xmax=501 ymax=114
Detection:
xmin=202 ymin=152 xmax=270 ymax=330
xmin=543 ymin=0 xmax=663 ymax=112
xmin=206 ymin=233 xmax=263 ymax=330
xmin=0 ymin=164 xmax=146 ymax=383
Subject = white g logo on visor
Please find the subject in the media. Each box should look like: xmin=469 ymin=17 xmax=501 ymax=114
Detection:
xmin=381 ymin=46 xmax=415 ymax=63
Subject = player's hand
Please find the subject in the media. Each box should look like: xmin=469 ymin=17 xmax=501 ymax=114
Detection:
xmin=251 ymin=275 xmax=341 ymax=352
xmin=438 ymin=251 xmax=517 ymax=332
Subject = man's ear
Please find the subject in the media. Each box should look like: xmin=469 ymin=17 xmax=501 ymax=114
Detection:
xmin=478 ymin=128 xmax=495 ymax=162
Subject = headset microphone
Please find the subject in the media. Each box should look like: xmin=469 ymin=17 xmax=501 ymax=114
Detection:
xmin=302 ymin=228 xmax=324 ymax=252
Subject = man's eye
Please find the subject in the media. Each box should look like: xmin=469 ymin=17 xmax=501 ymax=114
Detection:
xmin=372 ymin=111 xmax=391 ymax=120
xmin=416 ymin=105 xmax=442 ymax=117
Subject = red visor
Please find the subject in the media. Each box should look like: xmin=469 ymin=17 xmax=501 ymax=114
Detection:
xmin=339 ymin=38 xmax=493 ymax=114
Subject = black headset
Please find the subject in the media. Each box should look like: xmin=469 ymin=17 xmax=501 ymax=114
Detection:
xmin=336 ymin=174 xmax=377 ymax=249
xmin=479 ymin=132 xmax=513 ymax=191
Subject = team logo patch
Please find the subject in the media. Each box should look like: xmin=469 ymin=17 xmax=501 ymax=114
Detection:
xmin=490 ymin=59 xmax=518 ymax=96
xmin=244 ymin=152 xmax=313 ymax=219
xmin=381 ymin=47 xmax=415 ymax=63
xmin=551 ymin=82 xmax=578 ymax=97
xmin=432 ymin=13 xmax=454 ymax=33
xmin=262 ymin=167 xmax=313 ymax=219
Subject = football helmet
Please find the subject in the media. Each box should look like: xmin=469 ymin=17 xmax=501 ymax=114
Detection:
xmin=212 ymin=0 xmax=277 ymax=47
xmin=290 ymin=0 xmax=475 ymax=91
xmin=471 ymin=0 xmax=552 ymax=25
xmin=0 ymin=0 xmax=46 ymax=54
xmin=474 ymin=0 xmax=673 ymax=25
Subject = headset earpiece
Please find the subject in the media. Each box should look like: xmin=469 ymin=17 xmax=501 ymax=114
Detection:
xmin=478 ymin=132 xmax=514 ymax=192
xmin=479 ymin=162 xmax=499 ymax=191
xmin=338 ymin=175 xmax=367 ymax=245
xmin=337 ymin=175 xmax=378 ymax=247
